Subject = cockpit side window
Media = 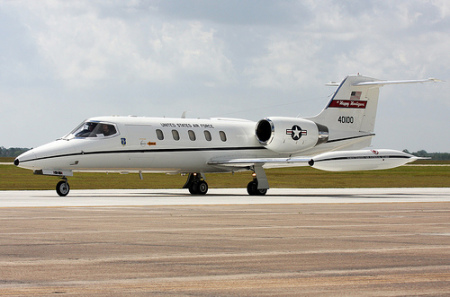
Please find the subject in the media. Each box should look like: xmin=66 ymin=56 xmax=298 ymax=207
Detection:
xmin=67 ymin=121 xmax=118 ymax=139
xmin=75 ymin=122 xmax=98 ymax=137
xmin=97 ymin=124 xmax=117 ymax=137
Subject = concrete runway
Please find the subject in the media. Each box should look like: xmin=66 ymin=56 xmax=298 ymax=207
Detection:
xmin=0 ymin=188 xmax=449 ymax=296
xmin=1 ymin=187 xmax=450 ymax=207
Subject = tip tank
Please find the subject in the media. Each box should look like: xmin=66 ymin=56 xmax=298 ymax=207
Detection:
xmin=309 ymin=149 xmax=420 ymax=172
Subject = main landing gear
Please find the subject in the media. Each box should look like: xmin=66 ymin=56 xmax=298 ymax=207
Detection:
xmin=56 ymin=177 xmax=70 ymax=197
xmin=183 ymin=173 xmax=208 ymax=195
xmin=183 ymin=167 xmax=269 ymax=196
xmin=247 ymin=179 xmax=267 ymax=196
xmin=247 ymin=165 xmax=269 ymax=196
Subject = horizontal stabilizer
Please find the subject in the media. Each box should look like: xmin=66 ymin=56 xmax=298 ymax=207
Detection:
xmin=353 ymin=78 xmax=441 ymax=86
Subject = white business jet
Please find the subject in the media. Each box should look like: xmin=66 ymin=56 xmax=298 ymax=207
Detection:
xmin=15 ymin=74 xmax=438 ymax=196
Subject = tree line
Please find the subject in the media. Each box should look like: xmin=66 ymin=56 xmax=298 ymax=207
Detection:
xmin=0 ymin=147 xmax=31 ymax=158
xmin=402 ymin=150 xmax=450 ymax=161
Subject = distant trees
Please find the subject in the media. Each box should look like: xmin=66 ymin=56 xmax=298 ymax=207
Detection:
xmin=403 ymin=149 xmax=450 ymax=160
xmin=0 ymin=147 xmax=31 ymax=158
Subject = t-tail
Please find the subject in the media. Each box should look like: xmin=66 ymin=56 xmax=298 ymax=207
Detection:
xmin=308 ymin=74 xmax=439 ymax=151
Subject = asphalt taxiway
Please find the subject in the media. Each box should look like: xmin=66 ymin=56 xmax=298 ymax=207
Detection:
xmin=0 ymin=188 xmax=449 ymax=296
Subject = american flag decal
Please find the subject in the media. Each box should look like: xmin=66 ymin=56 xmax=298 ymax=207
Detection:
xmin=350 ymin=91 xmax=362 ymax=100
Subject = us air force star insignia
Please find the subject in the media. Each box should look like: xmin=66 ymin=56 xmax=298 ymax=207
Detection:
xmin=286 ymin=125 xmax=307 ymax=140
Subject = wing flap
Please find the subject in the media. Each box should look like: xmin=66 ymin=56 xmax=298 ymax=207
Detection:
xmin=208 ymin=157 xmax=311 ymax=169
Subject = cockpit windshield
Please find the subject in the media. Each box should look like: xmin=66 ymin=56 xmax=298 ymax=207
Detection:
xmin=63 ymin=121 xmax=118 ymax=140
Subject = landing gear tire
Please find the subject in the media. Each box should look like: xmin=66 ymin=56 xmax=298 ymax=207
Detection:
xmin=56 ymin=181 xmax=70 ymax=197
xmin=247 ymin=181 xmax=267 ymax=196
xmin=188 ymin=182 xmax=198 ymax=195
xmin=197 ymin=181 xmax=208 ymax=195
xmin=189 ymin=181 xmax=208 ymax=195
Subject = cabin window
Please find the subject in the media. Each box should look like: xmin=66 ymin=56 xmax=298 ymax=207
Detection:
xmin=219 ymin=131 xmax=227 ymax=142
xmin=204 ymin=130 xmax=212 ymax=141
xmin=188 ymin=130 xmax=196 ymax=141
xmin=156 ymin=129 xmax=164 ymax=140
xmin=68 ymin=121 xmax=118 ymax=139
xmin=172 ymin=130 xmax=180 ymax=141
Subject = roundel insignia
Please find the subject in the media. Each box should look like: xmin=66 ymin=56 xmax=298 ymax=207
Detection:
xmin=286 ymin=125 xmax=307 ymax=140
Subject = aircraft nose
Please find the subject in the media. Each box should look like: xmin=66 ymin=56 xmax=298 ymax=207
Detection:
xmin=14 ymin=150 xmax=37 ymax=169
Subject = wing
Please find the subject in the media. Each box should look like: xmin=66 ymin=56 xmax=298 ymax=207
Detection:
xmin=208 ymin=157 xmax=312 ymax=169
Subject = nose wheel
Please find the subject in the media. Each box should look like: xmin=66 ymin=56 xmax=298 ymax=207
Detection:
xmin=56 ymin=179 xmax=70 ymax=197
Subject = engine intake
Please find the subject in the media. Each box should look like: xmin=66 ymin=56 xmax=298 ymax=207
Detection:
xmin=255 ymin=119 xmax=274 ymax=144
xmin=256 ymin=117 xmax=328 ymax=154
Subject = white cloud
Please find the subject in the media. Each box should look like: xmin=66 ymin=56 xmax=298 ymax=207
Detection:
xmin=0 ymin=0 xmax=448 ymax=151
xmin=244 ymin=1 xmax=449 ymax=90
xmin=15 ymin=1 xmax=235 ymax=88
xmin=156 ymin=21 xmax=236 ymax=86
xmin=244 ymin=37 xmax=323 ymax=90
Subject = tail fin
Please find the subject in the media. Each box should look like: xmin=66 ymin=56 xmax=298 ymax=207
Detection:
xmin=309 ymin=75 xmax=438 ymax=150
xmin=311 ymin=75 xmax=381 ymax=134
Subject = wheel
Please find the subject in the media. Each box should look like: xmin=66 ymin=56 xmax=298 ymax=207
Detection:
xmin=56 ymin=181 xmax=70 ymax=197
xmin=197 ymin=181 xmax=208 ymax=195
xmin=189 ymin=181 xmax=208 ymax=195
xmin=247 ymin=181 xmax=258 ymax=195
xmin=247 ymin=181 xmax=267 ymax=196
xmin=256 ymin=188 xmax=267 ymax=195
xmin=188 ymin=182 xmax=199 ymax=194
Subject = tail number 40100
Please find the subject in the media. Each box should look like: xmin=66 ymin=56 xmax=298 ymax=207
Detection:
xmin=338 ymin=116 xmax=354 ymax=124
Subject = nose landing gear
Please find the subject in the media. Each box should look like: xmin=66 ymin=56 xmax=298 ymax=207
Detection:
xmin=56 ymin=178 xmax=70 ymax=197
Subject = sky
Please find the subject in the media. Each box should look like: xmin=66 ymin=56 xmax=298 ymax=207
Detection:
xmin=1 ymin=0 xmax=449 ymax=152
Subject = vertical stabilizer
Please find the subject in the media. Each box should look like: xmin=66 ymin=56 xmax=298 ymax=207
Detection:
xmin=308 ymin=75 xmax=438 ymax=151
xmin=311 ymin=75 xmax=381 ymax=135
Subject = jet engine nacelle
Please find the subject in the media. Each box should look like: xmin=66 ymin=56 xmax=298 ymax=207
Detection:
xmin=256 ymin=117 xmax=328 ymax=154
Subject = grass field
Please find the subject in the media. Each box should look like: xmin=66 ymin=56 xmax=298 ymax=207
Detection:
xmin=1 ymin=157 xmax=448 ymax=190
